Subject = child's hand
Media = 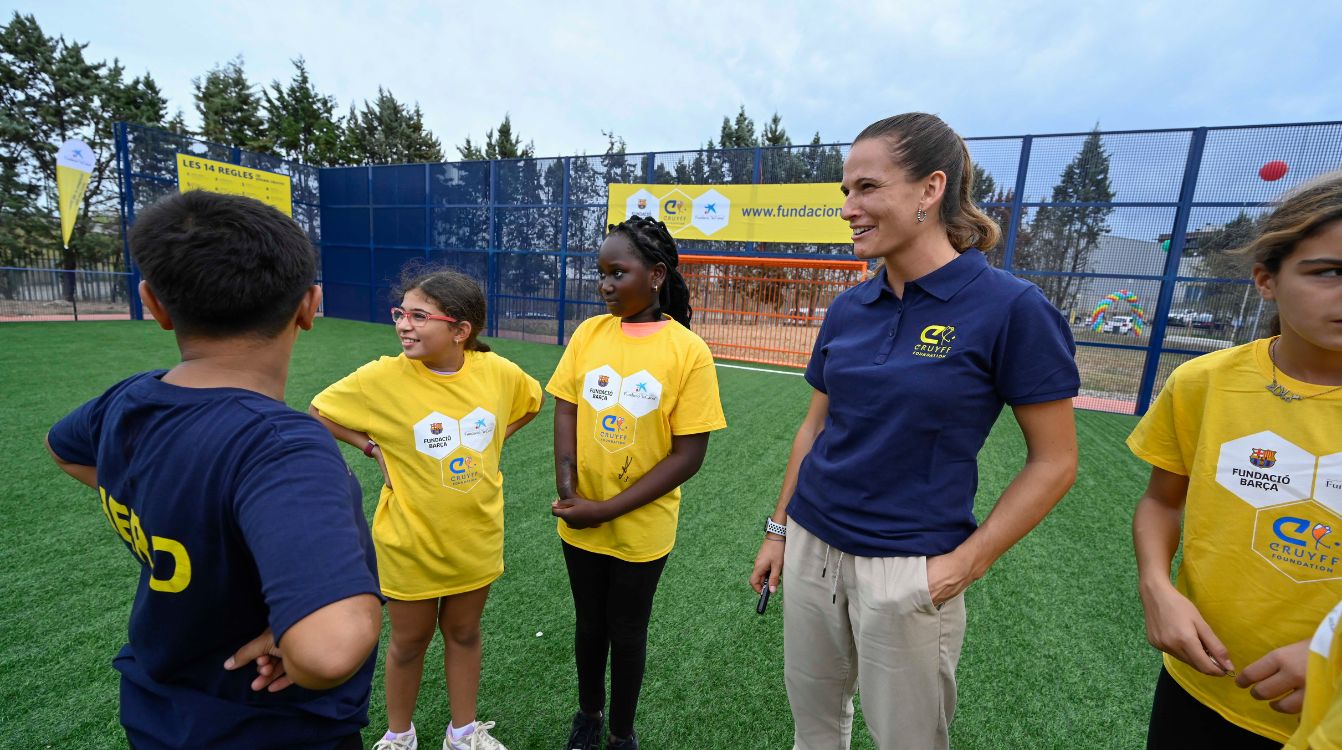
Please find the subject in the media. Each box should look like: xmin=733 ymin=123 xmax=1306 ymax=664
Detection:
xmin=1138 ymin=580 xmax=1234 ymax=677
xmin=552 ymin=497 xmax=607 ymax=529
xmin=224 ymin=627 xmax=294 ymax=692
xmin=1236 ymin=639 xmax=1309 ymax=714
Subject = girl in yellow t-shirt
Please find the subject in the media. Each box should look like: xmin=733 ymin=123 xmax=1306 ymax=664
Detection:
xmin=310 ymin=267 xmax=543 ymax=750
xmin=1130 ymin=170 xmax=1342 ymax=748
xmin=547 ymin=217 xmax=727 ymax=750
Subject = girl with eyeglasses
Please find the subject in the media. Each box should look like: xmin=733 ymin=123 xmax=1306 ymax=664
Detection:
xmin=310 ymin=266 xmax=543 ymax=750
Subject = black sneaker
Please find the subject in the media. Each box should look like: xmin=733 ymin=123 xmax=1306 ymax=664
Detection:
xmin=606 ymin=732 xmax=638 ymax=750
xmin=566 ymin=711 xmax=603 ymax=750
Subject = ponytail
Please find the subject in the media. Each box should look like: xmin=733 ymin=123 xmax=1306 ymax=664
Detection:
xmin=855 ymin=112 xmax=1001 ymax=252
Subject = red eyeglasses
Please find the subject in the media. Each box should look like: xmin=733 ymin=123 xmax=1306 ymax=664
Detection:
xmin=390 ymin=307 xmax=459 ymax=327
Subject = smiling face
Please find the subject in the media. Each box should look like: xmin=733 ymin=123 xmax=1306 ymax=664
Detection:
xmin=597 ymin=233 xmax=665 ymax=322
xmin=1256 ymin=219 xmax=1342 ymax=352
xmin=394 ymin=287 xmax=464 ymax=361
xmin=840 ymin=138 xmax=933 ymax=260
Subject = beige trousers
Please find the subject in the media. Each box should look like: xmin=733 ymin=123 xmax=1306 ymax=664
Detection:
xmin=783 ymin=518 xmax=967 ymax=750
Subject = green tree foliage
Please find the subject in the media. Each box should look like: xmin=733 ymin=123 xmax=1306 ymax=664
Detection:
xmin=760 ymin=113 xmax=789 ymax=147
xmin=1016 ymin=126 xmax=1115 ymax=312
xmin=1179 ymin=211 xmax=1263 ymax=325
xmin=971 ymin=163 xmax=996 ymax=203
xmin=262 ymin=58 xmax=342 ymax=166
xmin=0 ymin=12 xmax=172 ymax=299
xmin=192 ymin=56 xmax=268 ymax=152
xmin=457 ymin=114 xmax=535 ymax=161
xmin=343 ymin=87 xmax=444 ymax=165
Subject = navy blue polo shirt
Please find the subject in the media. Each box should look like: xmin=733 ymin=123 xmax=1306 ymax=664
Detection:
xmin=788 ymin=249 xmax=1078 ymax=557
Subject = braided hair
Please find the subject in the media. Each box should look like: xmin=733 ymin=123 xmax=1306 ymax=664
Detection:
xmin=606 ymin=216 xmax=692 ymax=328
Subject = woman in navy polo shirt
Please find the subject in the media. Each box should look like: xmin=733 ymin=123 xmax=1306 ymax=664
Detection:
xmin=750 ymin=112 xmax=1080 ymax=750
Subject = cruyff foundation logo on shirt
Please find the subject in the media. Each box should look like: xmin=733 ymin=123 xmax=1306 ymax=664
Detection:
xmin=1267 ymin=513 xmax=1341 ymax=576
xmin=913 ymin=324 xmax=956 ymax=359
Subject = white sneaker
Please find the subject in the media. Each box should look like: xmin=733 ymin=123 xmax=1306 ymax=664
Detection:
xmin=374 ymin=732 xmax=418 ymax=750
xmin=444 ymin=720 xmax=507 ymax=750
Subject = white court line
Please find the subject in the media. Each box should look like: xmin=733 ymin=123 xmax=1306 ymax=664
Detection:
xmin=715 ymin=363 xmax=805 ymax=377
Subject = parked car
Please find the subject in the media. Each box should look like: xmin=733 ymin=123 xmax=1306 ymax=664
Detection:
xmin=1191 ymin=313 xmax=1227 ymax=331
xmin=1102 ymin=315 xmax=1135 ymax=335
xmin=784 ymin=307 xmax=826 ymax=326
xmin=1166 ymin=310 xmax=1195 ymax=327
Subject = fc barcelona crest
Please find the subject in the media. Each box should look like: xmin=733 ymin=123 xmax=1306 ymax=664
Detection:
xmin=431 ymin=422 xmax=444 ymax=435
xmin=1250 ymin=448 xmax=1277 ymax=469
xmin=598 ymin=375 xmax=610 ymax=387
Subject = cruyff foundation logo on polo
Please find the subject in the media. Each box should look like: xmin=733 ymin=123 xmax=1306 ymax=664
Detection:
xmin=913 ymin=324 xmax=956 ymax=359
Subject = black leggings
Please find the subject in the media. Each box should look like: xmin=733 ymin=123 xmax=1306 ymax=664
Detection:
xmin=561 ymin=541 xmax=669 ymax=739
xmin=1147 ymin=667 xmax=1279 ymax=749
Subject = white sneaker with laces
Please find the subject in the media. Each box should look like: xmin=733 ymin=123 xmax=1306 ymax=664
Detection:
xmin=374 ymin=732 xmax=418 ymax=750
xmin=444 ymin=720 xmax=507 ymax=750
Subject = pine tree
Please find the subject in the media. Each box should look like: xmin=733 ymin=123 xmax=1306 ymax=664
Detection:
xmin=760 ymin=113 xmax=790 ymax=146
xmin=193 ymin=57 xmax=268 ymax=151
xmin=1018 ymin=126 xmax=1115 ymax=312
xmin=456 ymin=114 xmax=535 ymax=161
xmin=971 ymin=163 xmax=996 ymax=204
xmin=263 ymin=58 xmax=342 ymax=165
xmin=342 ymin=88 xmax=443 ymax=165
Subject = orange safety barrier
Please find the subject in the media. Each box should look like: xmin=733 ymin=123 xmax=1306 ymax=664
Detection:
xmin=680 ymin=254 xmax=869 ymax=369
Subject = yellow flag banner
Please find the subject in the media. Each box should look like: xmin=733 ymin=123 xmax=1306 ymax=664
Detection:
xmin=605 ymin=183 xmax=849 ymax=244
xmin=56 ymin=139 xmax=95 ymax=249
xmin=176 ymin=154 xmax=293 ymax=216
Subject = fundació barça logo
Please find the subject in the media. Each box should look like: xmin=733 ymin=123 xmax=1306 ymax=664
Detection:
xmin=1250 ymin=448 xmax=1277 ymax=469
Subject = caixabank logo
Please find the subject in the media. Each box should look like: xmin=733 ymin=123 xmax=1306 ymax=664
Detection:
xmin=582 ymin=366 xmax=663 ymax=453
xmin=1217 ymin=430 xmax=1342 ymax=582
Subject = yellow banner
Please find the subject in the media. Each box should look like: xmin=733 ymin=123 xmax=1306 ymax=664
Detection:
xmin=56 ymin=139 xmax=94 ymax=248
xmin=176 ymin=154 xmax=293 ymax=216
xmin=606 ymin=183 xmax=849 ymax=244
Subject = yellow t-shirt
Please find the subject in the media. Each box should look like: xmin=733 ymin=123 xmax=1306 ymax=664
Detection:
xmin=1285 ymin=601 xmax=1342 ymax=750
xmin=546 ymin=315 xmax=727 ymax=562
xmin=1128 ymin=338 xmax=1342 ymax=741
xmin=312 ymin=351 xmax=542 ymax=599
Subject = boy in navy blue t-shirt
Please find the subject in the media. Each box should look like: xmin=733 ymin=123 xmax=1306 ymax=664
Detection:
xmin=45 ymin=191 xmax=383 ymax=750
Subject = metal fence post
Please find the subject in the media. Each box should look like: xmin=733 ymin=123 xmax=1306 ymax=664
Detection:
xmin=487 ymin=160 xmax=499 ymax=337
xmin=1002 ymin=135 xmax=1031 ymax=271
xmin=367 ymin=165 xmax=376 ymax=323
xmin=114 ymin=122 xmax=143 ymax=320
xmin=644 ymin=153 xmax=655 ymax=184
xmin=558 ymin=157 xmax=572 ymax=345
xmin=423 ymin=163 xmax=432 ymax=263
xmin=1135 ymin=127 xmax=1207 ymax=414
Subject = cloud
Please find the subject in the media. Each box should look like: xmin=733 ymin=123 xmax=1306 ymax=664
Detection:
xmin=11 ymin=0 xmax=1342 ymax=158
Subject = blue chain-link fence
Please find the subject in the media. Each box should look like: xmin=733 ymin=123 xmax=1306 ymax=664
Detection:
xmin=112 ymin=122 xmax=322 ymax=320
xmin=110 ymin=120 xmax=1342 ymax=415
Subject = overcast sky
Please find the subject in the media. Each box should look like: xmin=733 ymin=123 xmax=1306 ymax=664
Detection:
xmin=15 ymin=0 xmax=1342 ymax=158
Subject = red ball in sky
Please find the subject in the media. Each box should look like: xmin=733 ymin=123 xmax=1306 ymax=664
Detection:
xmin=1259 ymin=160 xmax=1289 ymax=181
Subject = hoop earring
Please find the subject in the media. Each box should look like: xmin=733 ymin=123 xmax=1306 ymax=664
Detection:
xmin=916 ymin=208 xmax=927 ymax=223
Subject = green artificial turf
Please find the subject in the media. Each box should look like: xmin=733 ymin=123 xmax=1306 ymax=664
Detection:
xmin=0 ymin=318 xmax=1157 ymax=748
